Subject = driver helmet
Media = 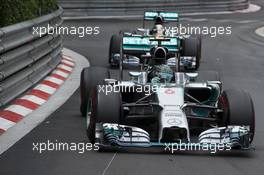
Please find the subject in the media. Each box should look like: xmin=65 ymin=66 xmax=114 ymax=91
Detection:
xmin=150 ymin=65 xmax=174 ymax=83
xmin=152 ymin=24 xmax=164 ymax=36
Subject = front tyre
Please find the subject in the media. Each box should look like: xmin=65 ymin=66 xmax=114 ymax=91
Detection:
xmin=80 ymin=67 xmax=110 ymax=117
xmin=87 ymin=86 xmax=122 ymax=143
xmin=219 ymin=89 xmax=255 ymax=143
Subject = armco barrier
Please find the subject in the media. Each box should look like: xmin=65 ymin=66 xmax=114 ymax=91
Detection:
xmin=58 ymin=0 xmax=250 ymax=17
xmin=0 ymin=7 xmax=63 ymax=108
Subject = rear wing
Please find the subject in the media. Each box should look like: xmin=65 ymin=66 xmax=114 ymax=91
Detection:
xmin=144 ymin=11 xmax=179 ymax=22
xmin=122 ymin=36 xmax=179 ymax=53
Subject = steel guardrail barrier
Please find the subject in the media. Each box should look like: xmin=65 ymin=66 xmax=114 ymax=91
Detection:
xmin=58 ymin=0 xmax=250 ymax=17
xmin=0 ymin=7 xmax=63 ymax=108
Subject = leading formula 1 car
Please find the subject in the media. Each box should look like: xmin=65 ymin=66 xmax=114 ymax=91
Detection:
xmin=80 ymin=37 xmax=255 ymax=152
xmin=109 ymin=11 xmax=202 ymax=70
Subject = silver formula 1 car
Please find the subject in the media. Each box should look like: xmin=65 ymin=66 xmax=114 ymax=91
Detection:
xmin=84 ymin=71 xmax=254 ymax=152
xmin=81 ymin=39 xmax=255 ymax=152
xmin=109 ymin=11 xmax=201 ymax=70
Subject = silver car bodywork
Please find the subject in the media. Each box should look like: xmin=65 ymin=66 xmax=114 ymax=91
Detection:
xmin=92 ymin=73 xmax=252 ymax=151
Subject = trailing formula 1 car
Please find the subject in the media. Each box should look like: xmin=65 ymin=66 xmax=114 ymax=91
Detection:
xmin=81 ymin=37 xmax=255 ymax=152
xmin=109 ymin=11 xmax=202 ymax=70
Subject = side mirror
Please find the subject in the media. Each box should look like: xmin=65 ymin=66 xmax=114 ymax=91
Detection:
xmin=129 ymin=72 xmax=148 ymax=84
xmin=129 ymin=72 xmax=142 ymax=77
xmin=104 ymin=79 xmax=118 ymax=85
xmin=185 ymin=73 xmax=198 ymax=81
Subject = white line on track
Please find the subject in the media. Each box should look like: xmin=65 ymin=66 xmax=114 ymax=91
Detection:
xmin=62 ymin=60 xmax=75 ymax=67
xmin=57 ymin=64 xmax=73 ymax=72
xmin=0 ymin=118 xmax=16 ymax=131
xmin=34 ymin=84 xmax=57 ymax=94
xmin=5 ymin=105 xmax=33 ymax=116
xmin=62 ymin=55 xmax=74 ymax=61
xmin=20 ymin=95 xmax=46 ymax=105
xmin=45 ymin=77 xmax=64 ymax=85
xmin=53 ymin=70 xmax=70 ymax=78
xmin=102 ymin=152 xmax=117 ymax=175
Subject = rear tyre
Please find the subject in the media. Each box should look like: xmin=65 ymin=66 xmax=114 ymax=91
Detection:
xmin=87 ymin=86 xmax=122 ymax=143
xmin=182 ymin=35 xmax=202 ymax=70
xmin=109 ymin=34 xmax=122 ymax=67
xmin=219 ymin=89 xmax=255 ymax=143
xmin=80 ymin=67 xmax=110 ymax=117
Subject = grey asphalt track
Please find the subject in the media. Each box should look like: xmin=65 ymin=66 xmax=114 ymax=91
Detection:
xmin=1 ymin=1 xmax=264 ymax=175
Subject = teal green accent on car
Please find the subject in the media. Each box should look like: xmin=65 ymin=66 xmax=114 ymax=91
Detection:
xmin=104 ymin=128 xmax=124 ymax=137
xmin=123 ymin=36 xmax=179 ymax=52
xmin=192 ymin=85 xmax=221 ymax=117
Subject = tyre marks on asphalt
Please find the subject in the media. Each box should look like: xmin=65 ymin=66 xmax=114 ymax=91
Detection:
xmin=0 ymin=56 xmax=75 ymax=135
